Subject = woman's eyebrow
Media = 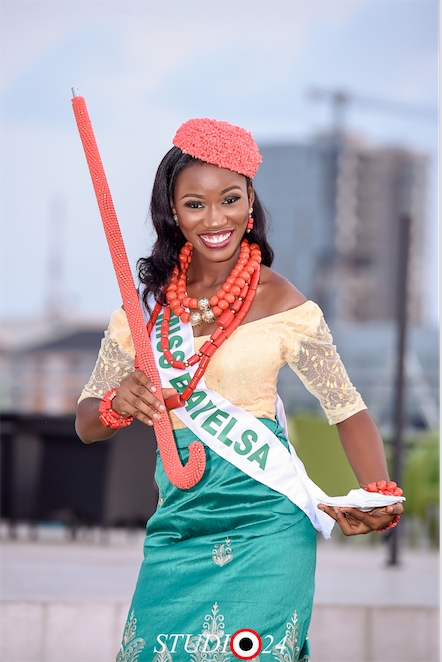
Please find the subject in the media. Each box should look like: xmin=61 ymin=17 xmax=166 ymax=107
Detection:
xmin=179 ymin=186 xmax=242 ymax=200
xmin=180 ymin=193 xmax=204 ymax=200
xmin=220 ymin=186 xmax=242 ymax=195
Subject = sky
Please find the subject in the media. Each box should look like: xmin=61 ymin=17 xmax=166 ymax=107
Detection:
xmin=1 ymin=0 xmax=439 ymax=325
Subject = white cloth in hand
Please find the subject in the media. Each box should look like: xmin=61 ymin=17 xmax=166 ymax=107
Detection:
xmin=320 ymin=488 xmax=405 ymax=512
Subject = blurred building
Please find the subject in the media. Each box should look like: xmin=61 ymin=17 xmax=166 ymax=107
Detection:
xmin=0 ymin=319 xmax=105 ymax=415
xmin=0 ymin=320 xmax=158 ymax=528
xmin=255 ymin=134 xmax=427 ymax=324
xmin=255 ymin=133 xmax=438 ymax=428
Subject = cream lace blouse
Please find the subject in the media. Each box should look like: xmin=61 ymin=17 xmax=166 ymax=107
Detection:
xmin=79 ymin=300 xmax=366 ymax=429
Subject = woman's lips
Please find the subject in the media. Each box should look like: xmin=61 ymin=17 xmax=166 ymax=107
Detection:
xmin=198 ymin=230 xmax=234 ymax=249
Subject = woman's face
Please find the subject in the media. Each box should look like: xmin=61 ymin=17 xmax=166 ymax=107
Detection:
xmin=172 ymin=162 xmax=254 ymax=262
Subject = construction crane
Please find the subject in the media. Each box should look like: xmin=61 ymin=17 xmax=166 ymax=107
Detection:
xmin=308 ymin=87 xmax=438 ymax=133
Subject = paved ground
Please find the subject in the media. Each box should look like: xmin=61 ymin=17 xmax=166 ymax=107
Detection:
xmin=1 ymin=524 xmax=438 ymax=607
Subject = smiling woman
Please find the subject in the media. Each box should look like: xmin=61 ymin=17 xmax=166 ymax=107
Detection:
xmin=75 ymin=118 xmax=403 ymax=662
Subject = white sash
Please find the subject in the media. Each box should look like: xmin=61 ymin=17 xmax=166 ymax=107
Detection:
xmin=143 ymin=299 xmax=335 ymax=539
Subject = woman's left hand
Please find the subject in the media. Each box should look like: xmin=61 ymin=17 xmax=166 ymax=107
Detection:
xmin=317 ymin=502 xmax=404 ymax=536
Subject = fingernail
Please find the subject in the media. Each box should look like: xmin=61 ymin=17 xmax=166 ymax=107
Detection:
xmin=150 ymin=385 xmax=157 ymax=392
xmin=159 ymin=404 xmax=166 ymax=411
xmin=333 ymin=507 xmax=339 ymax=514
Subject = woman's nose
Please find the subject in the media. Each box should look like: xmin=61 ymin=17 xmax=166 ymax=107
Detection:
xmin=205 ymin=205 xmax=226 ymax=228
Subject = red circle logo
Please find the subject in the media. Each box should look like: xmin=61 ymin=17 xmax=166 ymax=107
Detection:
xmin=230 ymin=629 xmax=262 ymax=659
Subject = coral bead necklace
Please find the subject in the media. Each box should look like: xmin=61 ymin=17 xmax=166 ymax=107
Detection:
xmin=146 ymin=239 xmax=261 ymax=410
xmin=165 ymin=239 xmax=261 ymax=327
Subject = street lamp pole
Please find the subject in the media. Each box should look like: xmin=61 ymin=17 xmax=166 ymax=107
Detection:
xmin=389 ymin=212 xmax=411 ymax=565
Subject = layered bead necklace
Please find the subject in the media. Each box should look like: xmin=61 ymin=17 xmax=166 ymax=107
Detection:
xmin=146 ymin=239 xmax=261 ymax=410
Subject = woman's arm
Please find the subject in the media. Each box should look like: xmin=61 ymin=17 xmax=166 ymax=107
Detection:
xmin=275 ymin=290 xmax=404 ymax=535
xmin=75 ymin=397 xmax=117 ymax=444
xmin=336 ymin=409 xmax=389 ymax=486
xmin=318 ymin=410 xmax=404 ymax=535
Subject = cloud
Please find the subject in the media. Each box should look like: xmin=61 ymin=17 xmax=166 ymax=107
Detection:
xmin=2 ymin=1 xmax=363 ymax=90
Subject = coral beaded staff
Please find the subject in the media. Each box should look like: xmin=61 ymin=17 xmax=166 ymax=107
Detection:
xmin=71 ymin=89 xmax=205 ymax=490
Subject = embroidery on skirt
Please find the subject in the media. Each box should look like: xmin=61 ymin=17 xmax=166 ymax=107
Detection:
xmin=117 ymin=609 xmax=146 ymax=662
xmin=188 ymin=602 xmax=230 ymax=661
xmin=152 ymin=646 xmax=173 ymax=662
xmin=271 ymin=611 xmax=310 ymax=662
xmin=212 ymin=538 xmax=233 ymax=567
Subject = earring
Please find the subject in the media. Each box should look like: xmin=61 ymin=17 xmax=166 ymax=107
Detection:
xmin=173 ymin=215 xmax=179 ymax=226
xmin=246 ymin=208 xmax=254 ymax=233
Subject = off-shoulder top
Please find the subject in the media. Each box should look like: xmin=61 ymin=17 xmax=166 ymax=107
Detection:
xmin=78 ymin=300 xmax=366 ymax=429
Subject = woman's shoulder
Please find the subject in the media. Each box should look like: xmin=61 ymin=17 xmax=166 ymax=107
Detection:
xmin=257 ymin=266 xmax=307 ymax=316
xmin=107 ymin=305 xmax=135 ymax=355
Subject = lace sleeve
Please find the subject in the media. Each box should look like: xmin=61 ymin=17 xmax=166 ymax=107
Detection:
xmin=78 ymin=308 xmax=135 ymax=402
xmin=286 ymin=313 xmax=367 ymax=425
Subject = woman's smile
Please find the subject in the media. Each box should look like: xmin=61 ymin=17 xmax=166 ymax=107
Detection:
xmin=198 ymin=230 xmax=234 ymax=249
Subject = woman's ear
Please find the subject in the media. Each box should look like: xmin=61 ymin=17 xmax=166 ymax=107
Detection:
xmin=248 ymin=183 xmax=255 ymax=209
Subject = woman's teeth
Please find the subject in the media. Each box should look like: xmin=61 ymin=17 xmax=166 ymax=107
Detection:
xmin=200 ymin=232 xmax=232 ymax=244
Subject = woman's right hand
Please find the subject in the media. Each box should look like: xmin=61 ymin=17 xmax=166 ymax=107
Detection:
xmin=112 ymin=370 xmax=170 ymax=426
xmin=76 ymin=373 xmax=178 ymax=444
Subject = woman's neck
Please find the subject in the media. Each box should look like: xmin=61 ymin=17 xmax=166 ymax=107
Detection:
xmin=185 ymin=248 xmax=240 ymax=292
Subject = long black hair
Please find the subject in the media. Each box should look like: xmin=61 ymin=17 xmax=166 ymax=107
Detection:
xmin=138 ymin=146 xmax=274 ymax=309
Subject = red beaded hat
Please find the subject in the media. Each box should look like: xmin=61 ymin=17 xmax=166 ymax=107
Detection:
xmin=173 ymin=118 xmax=262 ymax=179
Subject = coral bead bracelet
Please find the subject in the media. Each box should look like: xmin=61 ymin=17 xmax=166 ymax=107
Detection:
xmin=364 ymin=480 xmax=402 ymax=532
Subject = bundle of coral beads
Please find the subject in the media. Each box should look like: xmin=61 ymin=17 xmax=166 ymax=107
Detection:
xmin=365 ymin=480 xmax=403 ymax=497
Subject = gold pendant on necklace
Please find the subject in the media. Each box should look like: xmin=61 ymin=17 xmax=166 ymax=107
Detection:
xmin=197 ymin=297 xmax=211 ymax=310
xmin=189 ymin=297 xmax=216 ymax=326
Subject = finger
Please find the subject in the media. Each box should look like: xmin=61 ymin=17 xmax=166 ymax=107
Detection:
xmin=318 ymin=505 xmax=371 ymax=536
xmin=332 ymin=507 xmax=363 ymax=535
xmin=346 ymin=508 xmax=390 ymax=529
xmin=317 ymin=504 xmax=338 ymax=522
xmin=333 ymin=507 xmax=356 ymax=528
xmin=113 ymin=387 xmax=166 ymax=425
xmin=363 ymin=502 xmax=404 ymax=524
xmin=129 ymin=397 xmax=165 ymax=422
xmin=113 ymin=396 xmax=158 ymax=425
xmin=386 ymin=503 xmax=404 ymax=515
xmin=369 ymin=501 xmax=404 ymax=516
xmin=358 ymin=510 xmax=400 ymax=531
xmin=339 ymin=507 xmax=367 ymax=523
xmin=132 ymin=406 xmax=161 ymax=427
xmin=127 ymin=383 xmax=166 ymax=413
xmin=132 ymin=370 xmax=160 ymax=394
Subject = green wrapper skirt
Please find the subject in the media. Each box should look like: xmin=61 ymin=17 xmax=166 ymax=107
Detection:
xmin=117 ymin=419 xmax=315 ymax=662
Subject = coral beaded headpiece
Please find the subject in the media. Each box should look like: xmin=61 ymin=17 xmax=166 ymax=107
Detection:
xmin=173 ymin=118 xmax=262 ymax=179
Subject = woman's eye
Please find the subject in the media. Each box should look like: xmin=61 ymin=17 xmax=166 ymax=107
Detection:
xmin=185 ymin=201 xmax=204 ymax=209
xmin=223 ymin=196 xmax=240 ymax=205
